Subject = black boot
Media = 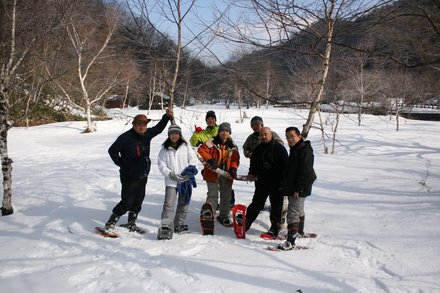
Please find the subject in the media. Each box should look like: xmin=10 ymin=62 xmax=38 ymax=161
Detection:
xmin=298 ymin=216 xmax=305 ymax=237
xmin=106 ymin=213 xmax=120 ymax=225
xmin=267 ymin=222 xmax=281 ymax=238
xmin=104 ymin=213 xmax=120 ymax=233
xmin=127 ymin=212 xmax=138 ymax=231
xmin=128 ymin=212 xmax=138 ymax=224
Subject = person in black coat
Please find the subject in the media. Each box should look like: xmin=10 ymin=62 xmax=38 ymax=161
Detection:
xmin=103 ymin=109 xmax=172 ymax=234
xmin=277 ymin=126 xmax=317 ymax=250
xmin=245 ymin=127 xmax=288 ymax=237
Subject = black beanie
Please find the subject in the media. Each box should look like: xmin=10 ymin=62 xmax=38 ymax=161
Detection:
xmin=205 ymin=110 xmax=216 ymax=121
xmin=250 ymin=116 xmax=263 ymax=125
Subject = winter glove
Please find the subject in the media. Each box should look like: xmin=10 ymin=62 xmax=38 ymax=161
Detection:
xmin=169 ymin=172 xmax=190 ymax=183
xmin=195 ymin=125 xmax=203 ymax=133
xmin=229 ymin=168 xmax=237 ymax=179
xmin=247 ymin=174 xmax=256 ymax=182
xmin=207 ymin=158 xmax=218 ymax=170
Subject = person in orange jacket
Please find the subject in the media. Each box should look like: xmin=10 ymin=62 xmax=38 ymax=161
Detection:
xmin=198 ymin=122 xmax=240 ymax=226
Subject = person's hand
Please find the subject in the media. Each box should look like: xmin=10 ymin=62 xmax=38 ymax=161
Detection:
xmin=247 ymin=174 xmax=256 ymax=181
xmin=166 ymin=108 xmax=174 ymax=118
xmin=169 ymin=172 xmax=188 ymax=183
xmin=244 ymin=151 xmax=252 ymax=158
xmin=195 ymin=125 xmax=203 ymax=133
xmin=207 ymin=158 xmax=218 ymax=170
xmin=293 ymin=192 xmax=299 ymax=199
xmin=229 ymin=168 xmax=237 ymax=179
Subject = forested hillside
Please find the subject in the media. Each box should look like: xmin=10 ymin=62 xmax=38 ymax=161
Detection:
xmin=1 ymin=0 xmax=439 ymax=126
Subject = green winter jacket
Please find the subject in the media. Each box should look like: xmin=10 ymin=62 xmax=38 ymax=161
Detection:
xmin=190 ymin=125 xmax=218 ymax=147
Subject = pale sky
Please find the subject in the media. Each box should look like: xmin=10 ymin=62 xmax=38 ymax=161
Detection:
xmin=122 ymin=0 xmax=386 ymax=64
xmin=123 ymin=0 xmax=265 ymax=64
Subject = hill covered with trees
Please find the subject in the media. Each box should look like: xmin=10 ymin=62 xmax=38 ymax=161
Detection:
xmin=1 ymin=0 xmax=439 ymax=126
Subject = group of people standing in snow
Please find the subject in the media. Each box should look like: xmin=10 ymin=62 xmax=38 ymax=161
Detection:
xmin=102 ymin=108 xmax=316 ymax=250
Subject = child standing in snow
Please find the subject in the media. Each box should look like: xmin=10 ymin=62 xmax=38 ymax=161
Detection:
xmin=157 ymin=124 xmax=199 ymax=234
xmin=197 ymin=122 xmax=240 ymax=226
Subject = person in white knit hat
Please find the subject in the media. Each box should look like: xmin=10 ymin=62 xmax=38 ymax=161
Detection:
xmin=157 ymin=124 xmax=199 ymax=237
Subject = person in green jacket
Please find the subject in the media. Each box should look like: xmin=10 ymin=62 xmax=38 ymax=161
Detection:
xmin=190 ymin=110 xmax=236 ymax=208
xmin=190 ymin=110 xmax=218 ymax=147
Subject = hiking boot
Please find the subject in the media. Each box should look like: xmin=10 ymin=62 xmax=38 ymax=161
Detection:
xmin=277 ymin=241 xmax=294 ymax=251
xmin=267 ymin=227 xmax=279 ymax=238
xmin=157 ymin=224 xmax=173 ymax=240
xmin=127 ymin=222 xmax=142 ymax=232
xmin=174 ymin=225 xmax=189 ymax=233
xmin=217 ymin=216 xmax=233 ymax=227
xmin=103 ymin=222 xmax=116 ymax=234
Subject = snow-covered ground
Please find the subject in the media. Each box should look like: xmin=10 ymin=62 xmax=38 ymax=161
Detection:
xmin=1 ymin=105 xmax=439 ymax=293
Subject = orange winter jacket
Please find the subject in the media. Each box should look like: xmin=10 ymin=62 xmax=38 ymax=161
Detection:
xmin=198 ymin=136 xmax=240 ymax=184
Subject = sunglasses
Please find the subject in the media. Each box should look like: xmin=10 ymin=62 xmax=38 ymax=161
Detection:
xmin=135 ymin=121 xmax=148 ymax=126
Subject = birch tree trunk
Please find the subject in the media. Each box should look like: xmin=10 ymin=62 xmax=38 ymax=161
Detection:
xmin=168 ymin=1 xmax=182 ymax=123
xmin=0 ymin=0 xmax=19 ymax=215
xmin=302 ymin=1 xmax=336 ymax=139
xmin=59 ymin=8 xmax=119 ymax=133
xmin=0 ymin=85 xmax=14 ymax=216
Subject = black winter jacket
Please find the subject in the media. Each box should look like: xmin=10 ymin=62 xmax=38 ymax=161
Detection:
xmin=249 ymin=139 xmax=288 ymax=187
xmin=108 ymin=114 xmax=169 ymax=182
xmin=283 ymin=139 xmax=317 ymax=197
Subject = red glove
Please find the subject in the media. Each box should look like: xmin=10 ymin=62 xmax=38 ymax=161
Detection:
xmin=195 ymin=125 xmax=203 ymax=133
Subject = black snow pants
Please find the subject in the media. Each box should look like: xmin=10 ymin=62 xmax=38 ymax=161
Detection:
xmin=112 ymin=177 xmax=148 ymax=216
xmin=245 ymin=181 xmax=283 ymax=232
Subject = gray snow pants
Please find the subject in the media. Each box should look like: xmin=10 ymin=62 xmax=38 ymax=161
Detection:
xmin=286 ymin=196 xmax=306 ymax=225
xmin=206 ymin=176 xmax=232 ymax=219
xmin=160 ymin=186 xmax=189 ymax=227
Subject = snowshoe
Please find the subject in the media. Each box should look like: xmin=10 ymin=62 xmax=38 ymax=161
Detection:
xmin=298 ymin=232 xmax=317 ymax=239
xmin=260 ymin=227 xmax=280 ymax=240
xmin=119 ymin=223 xmax=146 ymax=234
xmin=232 ymin=204 xmax=246 ymax=239
xmin=95 ymin=226 xmax=118 ymax=238
xmin=264 ymin=244 xmax=309 ymax=251
xmin=200 ymin=203 xmax=214 ymax=235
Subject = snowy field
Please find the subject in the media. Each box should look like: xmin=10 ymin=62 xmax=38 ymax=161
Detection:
xmin=1 ymin=105 xmax=439 ymax=293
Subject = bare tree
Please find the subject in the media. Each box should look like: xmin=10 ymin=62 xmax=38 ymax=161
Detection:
xmin=340 ymin=37 xmax=380 ymax=126
xmin=213 ymin=0 xmax=394 ymax=138
xmin=125 ymin=0 xmax=202 ymax=124
xmin=382 ymin=69 xmax=415 ymax=131
xmin=0 ymin=0 xmax=66 ymax=215
xmin=0 ymin=0 xmax=22 ymax=215
xmin=55 ymin=3 xmax=121 ymax=132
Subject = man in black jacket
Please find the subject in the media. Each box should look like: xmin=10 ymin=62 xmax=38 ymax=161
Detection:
xmin=277 ymin=126 xmax=317 ymax=250
xmin=103 ymin=109 xmax=172 ymax=234
xmin=245 ymin=127 xmax=288 ymax=237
